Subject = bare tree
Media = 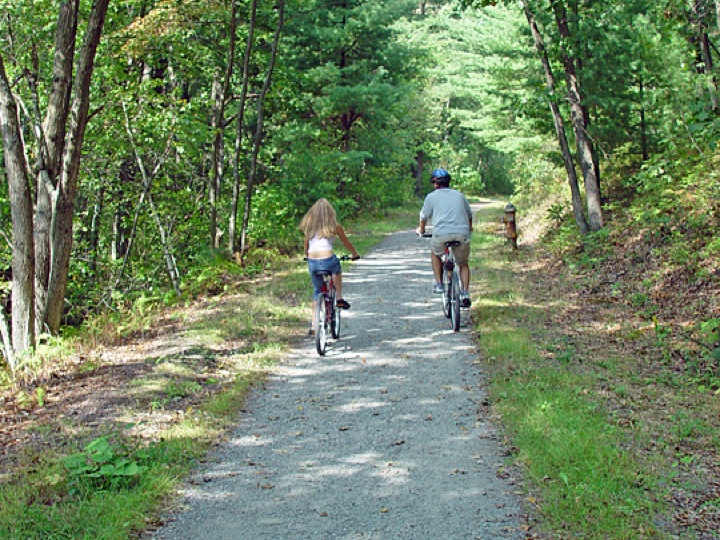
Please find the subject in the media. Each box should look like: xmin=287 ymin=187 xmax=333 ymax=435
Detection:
xmin=209 ymin=0 xmax=239 ymax=249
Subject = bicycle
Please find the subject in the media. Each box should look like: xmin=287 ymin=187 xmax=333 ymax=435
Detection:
xmin=421 ymin=234 xmax=462 ymax=332
xmin=307 ymin=254 xmax=358 ymax=355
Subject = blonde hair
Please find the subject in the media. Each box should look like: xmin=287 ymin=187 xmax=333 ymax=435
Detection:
xmin=299 ymin=198 xmax=338 ymax=239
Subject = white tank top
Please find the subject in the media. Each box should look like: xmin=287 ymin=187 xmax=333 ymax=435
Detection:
xmin=309 ymin=235 xmax=334 ymax=252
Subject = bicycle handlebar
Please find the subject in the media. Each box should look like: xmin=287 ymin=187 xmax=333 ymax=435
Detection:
xmin=303 ymin=255 xmax=361 ymax=261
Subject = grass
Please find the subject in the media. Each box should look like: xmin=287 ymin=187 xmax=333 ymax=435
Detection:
xmin=470 ymin=203 xmax=668 ymax=539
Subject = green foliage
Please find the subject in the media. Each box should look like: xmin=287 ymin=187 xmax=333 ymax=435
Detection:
xmin=63 ymin=437 xmax=148 ymax=495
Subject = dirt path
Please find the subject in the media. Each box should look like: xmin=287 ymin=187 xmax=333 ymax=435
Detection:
xmin=149 ymin=227 xmax=526 ymax=540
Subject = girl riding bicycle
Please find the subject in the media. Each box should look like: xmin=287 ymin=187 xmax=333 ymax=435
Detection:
xmin=299 ymin=199 xmax=360 ymax=334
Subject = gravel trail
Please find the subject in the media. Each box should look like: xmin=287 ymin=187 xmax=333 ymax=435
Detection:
xmin=151 ymin=227 xmax=525 ymax=540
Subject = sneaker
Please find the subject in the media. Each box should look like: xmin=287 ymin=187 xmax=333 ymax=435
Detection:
xmin=336 ymin=298 xmax=351 ymax=310
xmin=433 ymin=282 xmax=444 ymax=294
xmin=460 ymin=291 xmax=471 ymax=308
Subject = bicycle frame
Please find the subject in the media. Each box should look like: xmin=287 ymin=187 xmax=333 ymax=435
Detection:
xmin=310 ymin=254 xmax=354 ymax=355
xmin=441 ymin=242 xmax=462 ymax=332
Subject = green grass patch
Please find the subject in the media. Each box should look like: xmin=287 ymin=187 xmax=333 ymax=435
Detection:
xmin=470 ymin=209 xmax=667 ymax=539
xmin=0 ymin=353 xmax=263 ymax=540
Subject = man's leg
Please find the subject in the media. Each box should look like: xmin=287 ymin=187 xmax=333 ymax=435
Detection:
xmin=431 ymin=252 xmax=443 ymax=283
xmin=459 ymin=263 xmax=470 ymax=291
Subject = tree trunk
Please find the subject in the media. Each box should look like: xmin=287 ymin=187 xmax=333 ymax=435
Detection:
xmin=0 ymin=308 xmax=15 ymax=371
xmin=204 ymin=0 xmax=236 ymax=252
xmin=229 ymin=0 xmax=258 ymax=257
xmin=44 ymin=0 xmax=111 ymax=333
xmin=689 ymin=0 xmax=718 ymax=111
xmin=0 ymin=54 xmax=36 ymax=354
xmin=147 ymin=193 xmax=181 ymax=296
xmin=87 ymin=186 xmax=104 ymax=282
xmin=639 ymin=77 xmax=649 ymax=161
xmin=115 ymin=102 xmax=179 ymax=295
xmin=35 ymin=0 xmax=79 ymax=337
xmin=209 ymin=75 xmax=222 ymax=249
xmin=551 ymin=0 xmax=603 ymax=231
xmin=414 ymin=150 xmax=424 ymax=198
xmin=240 ymin=0 xmax=285 ymax=258
xmin=524 ymin=2 xmax=588 ymax=234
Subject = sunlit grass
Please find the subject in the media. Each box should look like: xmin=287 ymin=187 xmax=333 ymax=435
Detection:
xmin=470 ymin=224 xmax=667 ymax=539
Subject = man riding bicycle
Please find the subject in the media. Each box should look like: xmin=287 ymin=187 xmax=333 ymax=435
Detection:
xmin=416 ymin=168 xmax=473 ymax=307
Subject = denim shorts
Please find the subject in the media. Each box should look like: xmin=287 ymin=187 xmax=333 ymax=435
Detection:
xmin=307 ymin=255 xmax=342 ymax=298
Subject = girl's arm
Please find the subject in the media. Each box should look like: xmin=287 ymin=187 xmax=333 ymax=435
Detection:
xmin=336 ymin=225 xmax=360 ymax=258
xmin=304 ymin=237 xmax=309 ymax=258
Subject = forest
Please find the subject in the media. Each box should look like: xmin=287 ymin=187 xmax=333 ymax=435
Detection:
xmin=1 ymin=0 xmax=717 ymax=360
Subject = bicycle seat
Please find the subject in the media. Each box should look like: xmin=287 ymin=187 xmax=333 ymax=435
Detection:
xmin=314 ymin=270 xmax=333 ymax=276
xmin=445 ymin=241 xmax=461 ymax=247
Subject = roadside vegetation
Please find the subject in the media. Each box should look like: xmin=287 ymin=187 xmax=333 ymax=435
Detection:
xmin=472 ymin=196 xmax=719 ymax=538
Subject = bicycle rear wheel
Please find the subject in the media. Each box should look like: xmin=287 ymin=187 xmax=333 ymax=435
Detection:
xmin=451 ymin=270 xmax=461 ymax=332
xmin=331 ymin=304 xmax=341 ymax=339
xmin=315 ymin=297 xmax=328 ymax=355
xmin=442 ymin=269 xmax=452 ymax=319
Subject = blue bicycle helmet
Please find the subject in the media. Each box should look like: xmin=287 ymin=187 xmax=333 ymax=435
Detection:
xmin=430 ymin=168 xmax=451 ymax=184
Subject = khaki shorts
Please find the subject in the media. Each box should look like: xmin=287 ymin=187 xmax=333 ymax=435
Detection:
xmin=430 ymin=233 xmax=470 ymax=264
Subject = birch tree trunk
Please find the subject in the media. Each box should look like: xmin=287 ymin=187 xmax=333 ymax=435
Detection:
xmin=0 ymin=55 xmax=36 ymax=354
xmin=524 ymin=2 xmax=589 ymax=235
xmin=229 ymin=0 xmax=258 ymax=257
xmin=240 ymin=0 xmax=285 ymax=258
xmin=115 ymin=102 xmax=179 ymax=295
xmin=0 ymin=308 xmax=16 ymax=371
xmin=209 ymin=75 xmax=222 ymax=249
xmin=551 ymin=0 xmax=603 ymax=232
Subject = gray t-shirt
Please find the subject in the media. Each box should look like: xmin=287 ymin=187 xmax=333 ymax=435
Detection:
xmin=420 ymin=188 xmax=472 ymax=236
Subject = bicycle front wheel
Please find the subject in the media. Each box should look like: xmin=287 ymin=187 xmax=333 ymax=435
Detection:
xmin=451 ymin=270 xmax=461 ymax=332
xmin=315 ymin=297 xmax=328 ymax=355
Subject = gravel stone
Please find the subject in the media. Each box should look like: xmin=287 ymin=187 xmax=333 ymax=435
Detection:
xmin=150 ymin=228 xmax=525 ymax=540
